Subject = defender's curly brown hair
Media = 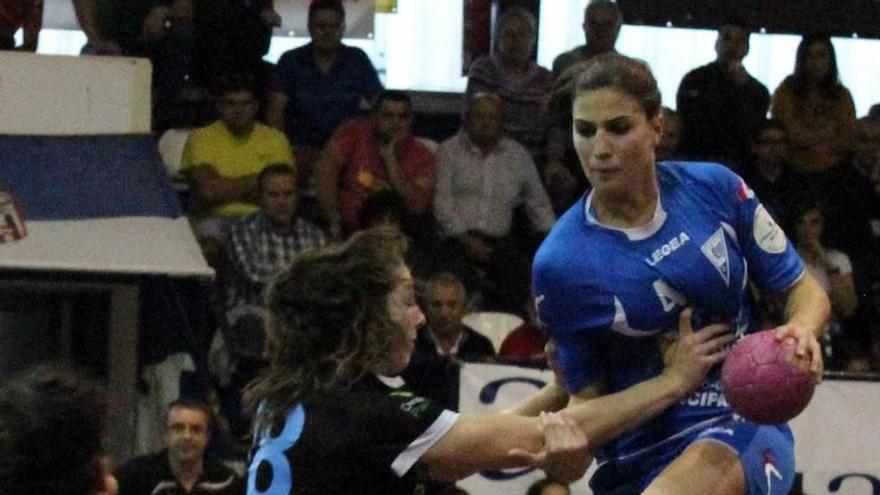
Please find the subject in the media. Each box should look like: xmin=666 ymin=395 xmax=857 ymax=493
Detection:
xmin=245 ymin=227 xmax=409 ymax=430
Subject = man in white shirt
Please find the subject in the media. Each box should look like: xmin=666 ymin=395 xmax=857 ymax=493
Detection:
xmin=433 ymin=93 xmax=555 ymax=313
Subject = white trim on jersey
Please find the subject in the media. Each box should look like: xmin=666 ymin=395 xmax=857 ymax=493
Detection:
xmin=720 ymin=221 xmax=740 ymax=248
xmin=611 ymin=296 xmax=665 ymax=337
xmin=608 ymin=415 xmax=729 ymax=465
xmin=390 ymin=410 xmax=460 ymax=476
xmin=376 ymin=374 xmax=406 ymax=388
xmin=584 ymin=189 xmax=668 ymax=241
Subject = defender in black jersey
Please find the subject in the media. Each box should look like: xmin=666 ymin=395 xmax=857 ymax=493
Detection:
xmin=245 ymin=227 xmax=735 ymax=494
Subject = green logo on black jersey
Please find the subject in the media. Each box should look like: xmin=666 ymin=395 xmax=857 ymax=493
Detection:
xmin=400 ymin=397 xmax=431 ymax=417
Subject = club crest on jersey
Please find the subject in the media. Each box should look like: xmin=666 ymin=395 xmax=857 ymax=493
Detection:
xmin=645 ymin=232 xmax=690 ymax=266
xmin=701 ymin=228 xmax=730 ymax=286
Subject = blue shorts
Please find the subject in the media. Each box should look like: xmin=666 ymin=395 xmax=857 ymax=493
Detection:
xmin=691 ymin=419 xmax=795 ymax=495
xmin=590 ymin=418 xmax=795 ymax=495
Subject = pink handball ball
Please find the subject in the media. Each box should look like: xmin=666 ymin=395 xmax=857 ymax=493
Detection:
xmin=721 ymin=330 xmax=816 ymax=424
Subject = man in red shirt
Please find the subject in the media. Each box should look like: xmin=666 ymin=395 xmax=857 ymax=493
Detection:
xmin=0 ymin=0 xmax=43 ymax=51
xmin=315 ymin=90 xmax=436 ymax=239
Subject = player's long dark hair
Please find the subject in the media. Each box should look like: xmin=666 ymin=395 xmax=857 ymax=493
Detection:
xmin=246 ymin=227 xmax=409 ymax=430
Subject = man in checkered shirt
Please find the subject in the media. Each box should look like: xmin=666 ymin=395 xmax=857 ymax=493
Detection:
xmin=223 ymin=163 xmax=327 ymax=359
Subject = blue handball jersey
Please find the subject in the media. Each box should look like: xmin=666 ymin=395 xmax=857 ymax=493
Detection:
xmin=532 ymin=162 xmax=804 ymax=468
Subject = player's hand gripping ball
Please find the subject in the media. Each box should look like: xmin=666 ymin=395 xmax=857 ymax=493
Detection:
xmin=721 ymin=330 xmax=816 ymax=424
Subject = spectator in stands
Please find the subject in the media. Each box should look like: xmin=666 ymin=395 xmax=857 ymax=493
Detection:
xmin=676 ymin=17 xmax=769 ymax=171
xmin=359 ymin=188 xmax=407 ymax=231
xmin=544 ymin=1 xmax=622 ymax=214
xmin=870 ymin=104 xmax=880 ymax=123
xmin=0 ymin=0 xmax=42 ymax=51
xmin=74 ymin=0 xmax=215 ymax=131
xmin=116 ymin=399 xmax=244 ymax=495
xmin=75 ymin=0 xmax=282 ymax=131
xmin=315 ymin=90 xmax=436 ymax=239
xmin=223 ymin=163 xmax=326 ymax=360
xmin=854 ymin=117 xmax=880 ymax=183
xmin=498 ymin=297 xmax=548 ymax=367
xmin=527 ymin=477 xmax=570 ymax=495
xmin=404 ymin=272 xmax=494 ymax=414
xmin=433 ymin=93 xmax=554 ymax=313
xmin=825 ymin=117 xmax=880 ymax=345
xmin=74 ymin=0 xmax=147 ymax=55
xmin=195 ymin=0 xmax=282 ymax=117
xmin=0 ymin=365 xmax=118 ymax=495
xmin=871 ymin=335 xmax=880 ymax=372
xmin=466 ymin=7 xmax=552 ymax=166
xmin=788 ymin=195 xmax=859 ymax=368
xmin=840 ymin=343 xmax=873 ymax=373
xmin=357 ymin=189 xmax=436 ymax=281
xmin=741 ymin=119 xmax=799 ymax=222
xmin=655 ymin=107 xmax=682 ymax=162
xmin=276 ymin=0 xmax=383 ymax=189
xmin=181 ymin=75 xmax=294 ymax=264
xmin=551 ymin=0 xmax=621 ymax=78
xmin=771 ymin=34 xmax=855 ymax=176
xmin=821 ymin=116 xmax=880 ymax=262
xmin=416 ymin=272 xmax=495 ymax=363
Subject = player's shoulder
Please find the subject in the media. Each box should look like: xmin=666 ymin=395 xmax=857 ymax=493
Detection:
xmin=659 ymin=160 xmax=736 ymax=183
xmin=534 ymin=197 xmax=588 ymax=271
xmin=659 ymin=161 xmax=742 ymax=199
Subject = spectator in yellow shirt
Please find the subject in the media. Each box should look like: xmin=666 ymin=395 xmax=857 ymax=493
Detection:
xmin=181 ymin=74 xmax=294 ymax=263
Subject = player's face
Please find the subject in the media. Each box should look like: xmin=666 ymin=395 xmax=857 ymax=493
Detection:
xmin=165 ymin=407 xmax=210 ymax=465
xmin=260 ymin=173 xmax=298 ymax=226
xmin=380 ymin=266 xmax=424 ymax=375
xmin=572 ymin=87 xmax=662 ymax=197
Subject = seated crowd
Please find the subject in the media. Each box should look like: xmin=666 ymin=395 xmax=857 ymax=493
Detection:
xmin=5 ymin=0 xmax=880 ymax=493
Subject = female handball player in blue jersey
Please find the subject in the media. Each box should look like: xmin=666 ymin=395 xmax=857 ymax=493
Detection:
xmin=243 ymin=227 xmax=735 ymax=494
xmin=532 ymin=54 xmax=831 ymax=495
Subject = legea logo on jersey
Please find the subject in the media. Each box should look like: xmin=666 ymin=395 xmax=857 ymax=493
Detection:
xmin=645 ymin=232 xmax=690 ymax=266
